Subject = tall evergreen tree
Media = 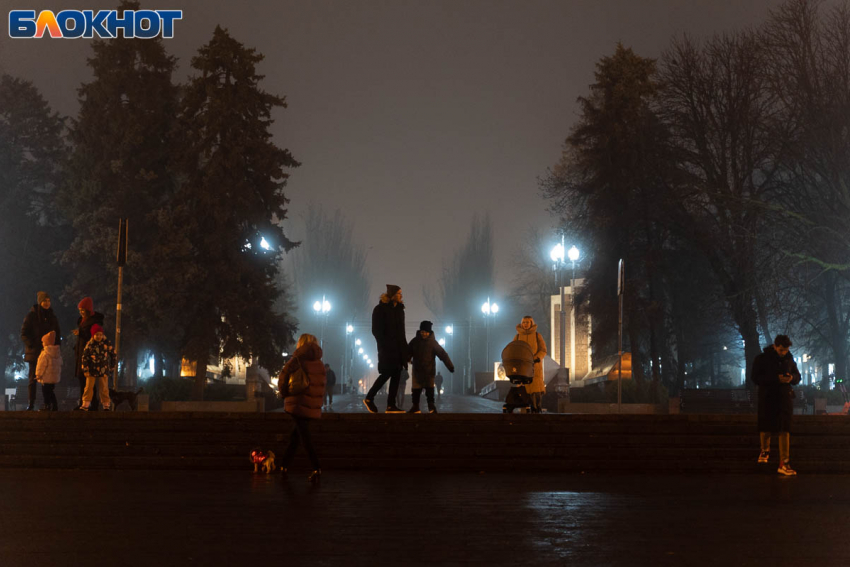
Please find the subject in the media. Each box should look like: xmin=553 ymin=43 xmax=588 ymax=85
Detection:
xmin=0 ymin=74 xmax=67 ymax=386
xmin=172 ymin=26 xmax=299 ymax=399
xmin=59 ymin=0 xmax=179 ymax=384
xmin=543 ymin=45 xmax=673 ymax=386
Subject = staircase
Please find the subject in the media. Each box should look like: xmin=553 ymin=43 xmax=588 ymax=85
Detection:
xmin=1 ymin=412 xmax=849 ymax=472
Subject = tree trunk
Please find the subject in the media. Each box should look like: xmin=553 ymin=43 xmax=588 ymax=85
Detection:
xmin=152 ymin=350 xmax=163 ymax=380
xmin=192 ymin=358 xmax=207 ymax=401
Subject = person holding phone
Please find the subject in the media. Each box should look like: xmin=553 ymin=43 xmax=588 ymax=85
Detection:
xmin=750 ymin=335 xmax=801 ymax=475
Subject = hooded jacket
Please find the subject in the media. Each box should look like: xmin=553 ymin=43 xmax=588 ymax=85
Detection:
xmin=514 ymin=319 xmax=547 ymax=394
xmin=21 ymin=305 xmax=62 ymax=362
xmin=750 ymin=345 xmax=801 ymax=432
xmin=74 ymin=312 xmax=105 ymax=378
xmin=280 ymin=342 xmax=327 ymax=419
xmin=372 ymin=294 xmax=408 ymax=373
xmin=82 ymin=335 xmax=116 ymax=378
xmin=407 ymin=332 xmax=454 ymax=389
xmin=35 ymin=332 xmax=62 ymax=385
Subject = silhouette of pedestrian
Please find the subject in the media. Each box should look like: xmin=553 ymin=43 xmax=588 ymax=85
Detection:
xmin=363 ymin=285 xmax=407 ymax=414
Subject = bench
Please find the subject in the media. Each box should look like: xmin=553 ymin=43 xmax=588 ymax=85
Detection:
xmin=680 ymin=388 xmax=755 ymax=414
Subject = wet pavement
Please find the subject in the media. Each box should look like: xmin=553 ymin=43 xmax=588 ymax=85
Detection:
xmin=1 ymin=469 xmax=847 ymax=566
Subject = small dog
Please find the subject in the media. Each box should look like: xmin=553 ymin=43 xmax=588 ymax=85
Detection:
xmin=109 ymin=388 xmax=144 ymax=411
xmin=251 ymin=449 xmax=276 ymax=473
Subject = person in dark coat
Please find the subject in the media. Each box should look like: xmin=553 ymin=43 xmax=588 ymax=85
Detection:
xmin=396 ymin=366 xmax=409 ymax=409
xmin=407 ymin=321 xmax=454 ymax=414
xmin=73 ymin=297 xmax=104 ymax=410
xmin=364 ymin=285 xmax=407 ymax=414
xmin=323 ymin=363 xmax=337 ymax=410
xmin=750 ymin=334 xmax=801 ymax=476
xmin=20 ymin=291 xmax=62 ymax=411
xmin=278 ymin=334 xmax=327 ymax=483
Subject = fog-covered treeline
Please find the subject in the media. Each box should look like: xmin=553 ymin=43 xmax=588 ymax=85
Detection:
xmin=544 ymin=0 xmax=850 ymax=395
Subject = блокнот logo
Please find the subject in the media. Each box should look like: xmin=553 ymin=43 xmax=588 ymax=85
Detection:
xmin=9 ymin=9 xmax=182 ymax=39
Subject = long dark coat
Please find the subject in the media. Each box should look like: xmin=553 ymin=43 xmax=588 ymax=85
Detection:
xmin=750 ymin=345 xmax=801 ymax=432
xmin=372 ymin=297 xmax=408 ymax=374
xmin=74 ymin=312 xmax=105 ymax=379
xmin=407 ymin=333 xmax=454 ymax=388
xmin=20 ymin=305 xmax=62 ymax=363
xmin=280 ymin=342 xmax=327 ymax=420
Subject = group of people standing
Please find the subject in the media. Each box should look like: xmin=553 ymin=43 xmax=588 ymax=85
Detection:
xmin=19 ymin=292 xmax=115 ymax=411
xmin=362 ymin=285 xmax=456 ymax=415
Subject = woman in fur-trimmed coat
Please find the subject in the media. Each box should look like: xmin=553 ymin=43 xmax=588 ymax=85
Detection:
xmin=513 ymin=316 xmax=547 ymax=413
xmin=278 ymin=334 xmax=327 ymax=482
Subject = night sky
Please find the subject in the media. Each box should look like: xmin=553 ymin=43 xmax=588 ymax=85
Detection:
xmin=0 ymin=0 xmax=786 ymax=326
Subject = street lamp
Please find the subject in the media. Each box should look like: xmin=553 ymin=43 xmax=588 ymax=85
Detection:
xmin=312 ymin=295 xmax=332 ymax=346
xmin=344 ymin=324 xmax=354 ymax=393
xmin=551 ymin=238 xmax=581 ymax=378
xmin=568 ymin=245 xmax=580 ymax=376
xmin=358 ymin=348 xmax=364 ymax=355
xmin=481 ymin=297 xmax=499 ymax=382
xmin=444 ymin=325 xmax=454 ymax=393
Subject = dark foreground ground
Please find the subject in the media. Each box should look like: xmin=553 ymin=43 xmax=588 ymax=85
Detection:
xmin=0 ymin=470 xmax=846 ymax=567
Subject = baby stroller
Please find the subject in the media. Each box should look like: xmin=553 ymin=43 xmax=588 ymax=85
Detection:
xmin=501 ymin=341 xmax=534 ymax=413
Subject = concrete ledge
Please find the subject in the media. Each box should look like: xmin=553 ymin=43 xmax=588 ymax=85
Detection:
xmin=161 ymin=400 xmax=264 ymax=412
xmin=558 ymin=401 xmax=666 ymax=414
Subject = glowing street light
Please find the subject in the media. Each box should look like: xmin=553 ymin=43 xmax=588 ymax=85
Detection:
xmin=568 ymin=245 xmax=580 ymax=263
xmin=358 ymin=348 xmax=364 ymax=354
xmin=439 ymin=338 xmax=446 ymax=347
xmin=312 ymin=295 xmax=332 ymax=347
xmin=445 ymin=325 xmax=453 ymax=335
xmin=346 ymin=324 xmax=354 ymax=334
xmin=550 ymin=242 xmax=564 ymax=263
xmin=355 ymin=339 xmax=362 ymax=346
xmin=260 ymin=237 xmax=271 ymax=251
xmin=481 ymin=296 xmax=500 ymax=374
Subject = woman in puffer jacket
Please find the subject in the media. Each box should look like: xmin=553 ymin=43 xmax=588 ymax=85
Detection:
xmin=35 ymin=331 xmax=62 ymax=411
xmin=513 ymin=316 xmax=547 ymax=413
xmin=278 ymin=333 xmax=327 ymax=483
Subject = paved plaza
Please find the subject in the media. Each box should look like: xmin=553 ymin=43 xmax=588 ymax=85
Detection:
xmin=1 ymin=469 xmax=847 ymax=566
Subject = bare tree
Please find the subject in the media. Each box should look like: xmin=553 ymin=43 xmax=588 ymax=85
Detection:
xmin=507 ymin=226 xmax=554 ymax=346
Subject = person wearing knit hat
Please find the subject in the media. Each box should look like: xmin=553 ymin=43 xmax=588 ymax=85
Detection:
xmin=73 ymin=297 xmax=104 ymax=410
xmin=77 ymin=323 xmax=114 ymax=411
xmin=20 ymin=291 xmax=61 ymax=410
xmin=407 ymin=320 xmax=454 ymax=414
xmin=363 ymin=285 xmax=407 ymax=413
xmin=35 ymin=331 xmax=62 ymax=411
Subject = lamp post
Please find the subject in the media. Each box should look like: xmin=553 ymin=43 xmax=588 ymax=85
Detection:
xmin=550 ymin=238 xmax=567 ymax=372
xmin=567 ymin=245 xmax=580 ymax=379
xmin=445 ymin=325 xmax=454 ymax=394
xmin=312 ymin=296 xmax=331 ymax=347
xmin=344 ymin=324 xmax=354 ymax=393
xmin=481 ymin=298 xmax=499 ymax=384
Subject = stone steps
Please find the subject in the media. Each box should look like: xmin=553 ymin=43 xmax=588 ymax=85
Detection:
xmin=1 ymin=413 xmax=848 ymax=472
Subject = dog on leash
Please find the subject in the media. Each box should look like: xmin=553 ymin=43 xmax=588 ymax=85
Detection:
xmin=108 ymin=388 xmax=144 ymax=411
xmin=251 ymin=449 xmax=276 ymax=473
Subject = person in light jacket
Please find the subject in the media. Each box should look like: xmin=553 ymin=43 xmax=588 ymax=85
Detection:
xmin=513 ymin=316 xmax=547 ymax=413
xmin=278 ymin=333 xmax=327 ymax=483
xmin=35 ymin=331 xmax=62 ymax=411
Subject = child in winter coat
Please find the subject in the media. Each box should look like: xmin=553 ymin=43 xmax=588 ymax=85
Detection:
xmin=78 ymin=324 xmax=115 ymax=411
xmin=407 ymin=321 xmax=454 ymax=413
xmin=35 ymin=331 xmax=62 ymax=411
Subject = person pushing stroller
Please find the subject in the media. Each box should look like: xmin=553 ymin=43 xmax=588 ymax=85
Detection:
xmin=407 ymin=321 xmax=454 ymax=414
